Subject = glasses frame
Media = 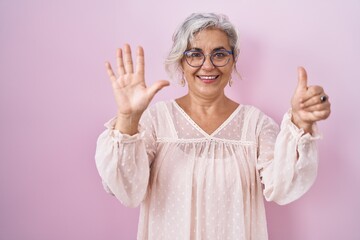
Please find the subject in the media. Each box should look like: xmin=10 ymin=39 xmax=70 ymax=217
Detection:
xmin=183 ymin=49 xmax=234 ymax=68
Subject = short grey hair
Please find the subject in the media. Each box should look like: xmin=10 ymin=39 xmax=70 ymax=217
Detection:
xmin=165 ymin=12 xmax=240 ymax=80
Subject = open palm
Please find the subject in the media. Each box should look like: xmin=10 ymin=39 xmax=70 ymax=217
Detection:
xmin=105 ymin=44 xmax=169 ymax=118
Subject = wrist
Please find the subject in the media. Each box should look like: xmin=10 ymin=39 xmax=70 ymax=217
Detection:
xmin=115 ymin=112 xmax=142 ymax=135
xmin=291 ymin=111 xmax=313 ymax=134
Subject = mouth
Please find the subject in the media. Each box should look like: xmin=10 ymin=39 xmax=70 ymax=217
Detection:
xmin=197 ymin=75 xmax=219 ymax=83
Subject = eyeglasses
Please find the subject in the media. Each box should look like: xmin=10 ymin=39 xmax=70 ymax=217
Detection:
xmin=183 ymin=49 xmax=233 ymax=68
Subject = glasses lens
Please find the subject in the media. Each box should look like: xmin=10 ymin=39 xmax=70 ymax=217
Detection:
xmin=183 ymin=50 xmax=233 ymax=67
xmin=211 ymin=51 xmax=231 ymax=67
xmin=184 ymin=51 xmax=204 ymax=67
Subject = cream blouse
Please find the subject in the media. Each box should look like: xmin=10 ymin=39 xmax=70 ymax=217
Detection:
xmin=95 ymin=100 xmax=320 ymax=240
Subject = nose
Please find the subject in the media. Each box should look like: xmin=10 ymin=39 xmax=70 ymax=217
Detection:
xmin=201 ymin=54 xmax=215 ymax=70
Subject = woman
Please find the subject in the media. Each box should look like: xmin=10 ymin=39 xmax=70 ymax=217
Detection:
xmin=95 ymin=13 xmax=331 ymax=240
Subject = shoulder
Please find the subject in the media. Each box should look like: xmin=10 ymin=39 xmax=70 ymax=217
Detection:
xmin=240 ymin=104 xmax=266 ymax=120
xmin=240 ymin=104 xmax=278 ymax=130
xmin=243 ymin=104 xmax=276 ymax=119
xmin=147 ymin=100 xmax=174 ymax=114
xmin=142 ymin=100 xmax=176 ymax=124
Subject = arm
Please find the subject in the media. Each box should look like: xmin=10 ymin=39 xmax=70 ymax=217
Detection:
xmin=95 ymin=44 xmax=168 ymax=207
xmin=257 ymin=67 xmax=330 ymax=205
xmin=256 ymin=111 xmax=321 ymax=205
xmin=95 ymin=111 xmax=156 ymax=207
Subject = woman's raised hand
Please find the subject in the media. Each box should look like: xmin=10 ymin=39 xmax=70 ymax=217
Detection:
xmin=105 ymin=44 xmax=169 ymax=134
xmin=291 ymin=67 xmax=331 ymax=133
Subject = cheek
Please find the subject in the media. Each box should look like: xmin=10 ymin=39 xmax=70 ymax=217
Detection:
xmin=181 ymin=61 xmax=192 ymax=75
xmin=182 ymin=65 xmax=198 ymax=77
xmin=220 ymin=67 xmax=233 ymax=77
xmin=224 ymin=63 xmax=235 ymax=75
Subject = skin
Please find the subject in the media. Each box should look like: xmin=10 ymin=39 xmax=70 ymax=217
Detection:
xmin=104 ymin=28 xmax=331 ymax=136
xmin=291 ymin=67 xmax=331 ymax=133
xmin=105 ymin=45 xmax=169 ymax=135
xmin=175 ymin=29 xmax=239 ymax=134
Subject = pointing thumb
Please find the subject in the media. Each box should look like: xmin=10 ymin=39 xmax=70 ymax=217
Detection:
xmin=297 ymin=66 xmax=308 ymax=91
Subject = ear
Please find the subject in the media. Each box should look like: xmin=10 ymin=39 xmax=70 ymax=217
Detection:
xmin=178 ymin=64 xmax=185 ymax=78
xmin=233 ymin=48 xmax=240 ymax=62
xmin=180 ymin=58 xmax=186 ymax=71
xmin=231 ymin=51 xmax=239 ymax=73
xmin=232 ymin=63 xmax=242 ymax=80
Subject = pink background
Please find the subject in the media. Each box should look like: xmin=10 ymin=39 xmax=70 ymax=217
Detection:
xmin=1 ymin=0 xmax=359 ymax=239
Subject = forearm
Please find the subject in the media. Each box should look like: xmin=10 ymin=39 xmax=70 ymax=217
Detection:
xmin=259 ymin=111 xmax=321 ymax=205
xmin=95 ymin=118 xmax=152 ymax=207
xmin=263 ymin=132 xmax=318 ymax=205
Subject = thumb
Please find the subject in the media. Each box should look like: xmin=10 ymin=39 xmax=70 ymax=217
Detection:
xmin=297 ymin=66 xmax=308 ymax=91
xmin=147 ymin=80 xmax=170 ymax=99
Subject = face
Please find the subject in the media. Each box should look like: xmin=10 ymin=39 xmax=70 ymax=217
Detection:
xmin=181 ymin=28 xmax=235 ymax=99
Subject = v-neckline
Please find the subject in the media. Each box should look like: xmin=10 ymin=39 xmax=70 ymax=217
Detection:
xmin=172 ymin=100 xmax=242 ymax=138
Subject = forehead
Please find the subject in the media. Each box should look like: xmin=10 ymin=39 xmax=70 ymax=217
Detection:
xmin=189 ymin=28 xmax=231 ymax=50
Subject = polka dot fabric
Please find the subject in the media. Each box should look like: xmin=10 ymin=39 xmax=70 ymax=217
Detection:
xmin=95 ymin=100 xmax=321 ymax=240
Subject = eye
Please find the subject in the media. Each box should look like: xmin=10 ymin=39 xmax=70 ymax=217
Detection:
xmin=185 ymin=51 xmax=203 ymax=58
xmin=212 ymin=51 xmax=228 ymax=58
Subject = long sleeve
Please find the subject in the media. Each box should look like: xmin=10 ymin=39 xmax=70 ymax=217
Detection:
xmin=95 ymin=110 xmax=156 ymax=207
xmin=256 ymin=110 xmax=321 ymax=205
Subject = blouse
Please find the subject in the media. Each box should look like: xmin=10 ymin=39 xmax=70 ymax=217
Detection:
xmin=95 ymin=100 xmax=320 ymax=240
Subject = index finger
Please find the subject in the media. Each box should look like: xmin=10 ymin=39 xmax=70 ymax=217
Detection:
xmin=302 ymin=85 xmax=324 ymax=102
xmin=135 ymin=46 xmax=145 ymax=74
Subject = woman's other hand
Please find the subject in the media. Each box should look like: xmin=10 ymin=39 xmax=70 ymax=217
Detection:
xmin=291 ymin=67 xmax=331 ymax=134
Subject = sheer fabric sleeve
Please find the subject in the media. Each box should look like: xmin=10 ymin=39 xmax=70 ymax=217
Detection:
xmin=95 ymin=110 xmax=156 ymax=207
xmin=256 ymin=110 xmax=321 ymax=205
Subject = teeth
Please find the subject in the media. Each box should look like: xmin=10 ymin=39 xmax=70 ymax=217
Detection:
xmin=199 ymin=76 xmax=217 ymax=80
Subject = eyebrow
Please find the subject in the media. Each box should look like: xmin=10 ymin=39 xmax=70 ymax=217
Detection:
xmin=188 ymin=47 xmax=228 ymax=52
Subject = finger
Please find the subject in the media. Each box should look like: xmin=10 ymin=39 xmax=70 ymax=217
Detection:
xmin=123 ymin=44 xmax=134 ymax=73
xmin=303 ymin=98 xmax=330 ymax=111
xmin=135 ymin=46 xmax=145 ymax=75
xmin=147 ymin=80 xmax=170 ymax=99
xmin=301 ymin=92 xmax=328 ymax=108
xmin=310 ymin=109 xmax=331 ymax=121
xmin=297 ymin=66 xmax=308 ymax=91
xmin=301 ymin=86 xmax=325 ymax=103
xmin=116 ymin=48 xmax=125 ymax=76
xmin=105 ymin=62 xmax=116 ymax=82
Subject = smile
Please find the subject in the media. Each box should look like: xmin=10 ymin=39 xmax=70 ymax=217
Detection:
xmin=197 ymin=75 xmax=219 ymax=81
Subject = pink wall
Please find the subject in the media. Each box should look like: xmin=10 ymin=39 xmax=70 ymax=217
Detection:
xmin=1 ymin=0 xmax=359 ymax=239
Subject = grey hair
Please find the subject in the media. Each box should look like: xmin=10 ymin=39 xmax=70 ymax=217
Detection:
xmin=165 ymin=12 xmax=240 ymax=80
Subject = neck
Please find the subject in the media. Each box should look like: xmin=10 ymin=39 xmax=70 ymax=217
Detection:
xmin=176 ymin=92 xmax=233 ymax=115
